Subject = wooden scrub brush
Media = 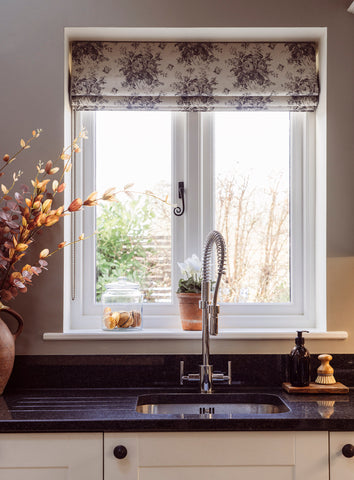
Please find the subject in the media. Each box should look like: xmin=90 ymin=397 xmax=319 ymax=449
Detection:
xmin=315 ymin=354 xmax=336 ymax=385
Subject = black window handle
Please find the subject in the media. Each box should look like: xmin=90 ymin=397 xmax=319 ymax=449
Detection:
xmin=173 ymin=181 xmax=185 ymax=216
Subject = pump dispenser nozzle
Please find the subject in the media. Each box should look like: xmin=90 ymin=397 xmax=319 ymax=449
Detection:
xmin=295 ymin=330 xmax=309 ymax=346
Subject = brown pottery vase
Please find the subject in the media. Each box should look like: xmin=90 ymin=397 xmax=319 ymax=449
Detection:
xmin=177 ymin=293 xmax=202 ymax=331
xmin=0 ymin=308 xmax=23 ymax=395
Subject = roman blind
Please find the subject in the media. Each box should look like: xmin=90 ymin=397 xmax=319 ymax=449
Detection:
xmin=70 ymin=41 xmax=319 ymax=112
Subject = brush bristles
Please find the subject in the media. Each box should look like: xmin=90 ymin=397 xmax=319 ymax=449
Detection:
xmin=315 ymin=374 xmax=336 ymax=385
xmin=317 ymin=401 xmax=335 ymax=407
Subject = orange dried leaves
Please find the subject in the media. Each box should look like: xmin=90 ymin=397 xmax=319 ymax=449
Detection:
xmin=42 ymin=199 xmax=52 ymax=213
xmin=15 ymin=243 xmax=28 ymax=252
xmin=44 ymin=215 xmax=60 ymax=227
xmin=31 ymin=178 xmax=50 ymax=192
xmin=57 ymin=183 xmax=66 ymax=193
xmin=68 ymin=198 xmax=82 ymax=212
xmin=39 ymin=249 xmax=49 ymax=259
xmin=102 ymin=187 xmax=117 ymax=202
xmin=83 ymin=191 xmax=98 ymax=206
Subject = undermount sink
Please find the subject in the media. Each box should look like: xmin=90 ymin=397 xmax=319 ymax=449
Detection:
xmin=136 ymin=393 xmax=290 ymax=416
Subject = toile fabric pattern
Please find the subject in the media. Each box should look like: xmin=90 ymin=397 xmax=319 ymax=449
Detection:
xmin=70 ymin=41 xmax=319 ymax=112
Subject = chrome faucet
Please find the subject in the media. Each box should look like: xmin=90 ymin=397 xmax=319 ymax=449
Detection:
xmin=180 ymin=230 xmax=232 ymax=393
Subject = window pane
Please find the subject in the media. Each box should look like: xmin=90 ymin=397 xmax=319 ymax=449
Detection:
xmin=95 ymin=111 xmax=172 ymax=303
xmin=214 ymin=112 xmax=290 ymax=304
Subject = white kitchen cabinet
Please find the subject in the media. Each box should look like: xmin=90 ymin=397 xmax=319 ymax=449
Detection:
xmin=0 ymin=433 xmax=102 ymax=480
xmin=330 ymin=432 xmax=354 ymax=480
xmin=104 ymin=431 xmax=329 ymax=480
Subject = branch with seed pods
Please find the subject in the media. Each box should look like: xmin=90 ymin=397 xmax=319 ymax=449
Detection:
xmin=0 ymin=130 xmax=170 ymax=311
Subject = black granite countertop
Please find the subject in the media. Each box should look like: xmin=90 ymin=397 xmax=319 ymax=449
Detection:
xmin=1 ymin=385 xmax=354 ymax=433
xmin=2 ymin=354 xmax=354 ymax=433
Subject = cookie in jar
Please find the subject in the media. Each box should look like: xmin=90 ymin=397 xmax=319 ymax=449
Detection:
xmin=102 ymin=277 xmax=143 ymax=330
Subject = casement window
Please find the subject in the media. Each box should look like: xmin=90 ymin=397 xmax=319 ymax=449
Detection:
xmin=66 ymin=39 xmax=323 ymax=332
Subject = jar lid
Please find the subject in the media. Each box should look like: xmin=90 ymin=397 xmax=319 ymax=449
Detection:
xmin=105 ymin=276 xmax=140 ymax=291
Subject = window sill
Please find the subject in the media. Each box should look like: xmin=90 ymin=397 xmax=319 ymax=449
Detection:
xmin=43 ymin=329 xmax=348 ymax=341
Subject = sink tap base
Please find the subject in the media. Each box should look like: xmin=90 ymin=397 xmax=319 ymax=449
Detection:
xmin=180 ymin=360 xmax=232 ymax=393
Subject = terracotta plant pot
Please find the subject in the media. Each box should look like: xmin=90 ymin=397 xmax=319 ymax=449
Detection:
xmin=177 ymin=293 xmax=202 ymax=331
xmin=0 ymin=308 xmax=23 ymax=395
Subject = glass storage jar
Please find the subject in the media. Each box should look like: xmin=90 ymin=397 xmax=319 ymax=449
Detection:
xmin=102 ymin=277 xmax=143 ymax=330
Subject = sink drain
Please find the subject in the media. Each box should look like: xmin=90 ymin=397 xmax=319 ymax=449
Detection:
xmin=199 ymin=406 xmax=215 ymax=414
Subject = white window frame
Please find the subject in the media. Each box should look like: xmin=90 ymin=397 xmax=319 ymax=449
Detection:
xmin=65 ymin=108 xmax=319 ymax=332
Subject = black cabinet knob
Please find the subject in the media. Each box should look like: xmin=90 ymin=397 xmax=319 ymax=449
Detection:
xmin=342 ymin=444 xmax=354 ymax=458
xmin=113 ymin=445 xmax=128 ymax=459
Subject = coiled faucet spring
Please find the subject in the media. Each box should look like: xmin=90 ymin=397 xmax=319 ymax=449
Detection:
xmin=202 ymin=231 xmax=226 ymax=320
xmin=202 ymin=230 xmax=226 ymax=282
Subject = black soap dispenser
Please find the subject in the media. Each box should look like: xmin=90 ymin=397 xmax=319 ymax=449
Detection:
xmin=289 ymin=330 xmax=310 ymax=387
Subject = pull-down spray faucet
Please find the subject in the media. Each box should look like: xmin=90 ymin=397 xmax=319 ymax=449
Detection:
xmin=180 ymin=230 xmax=232 ymax=393
xmin=200 ymin=230 xmax=227 ymax=393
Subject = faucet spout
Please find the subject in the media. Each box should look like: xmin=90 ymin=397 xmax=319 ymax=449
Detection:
xmin=200 ymin=230 xmax=226 ymax=393
xmin=179 ymin=231 xmax=231 ymax=393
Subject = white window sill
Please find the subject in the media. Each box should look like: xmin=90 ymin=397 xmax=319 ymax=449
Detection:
xmin=43 ymin=329 xmax=348 ymax=341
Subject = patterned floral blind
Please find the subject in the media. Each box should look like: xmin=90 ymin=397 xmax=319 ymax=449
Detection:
xmin=70 ymin=41 xmax=319 ymax=112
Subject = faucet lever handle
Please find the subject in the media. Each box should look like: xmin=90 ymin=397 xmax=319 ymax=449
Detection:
xmin=212 ymin=361 xmax=232 ymax=384
xmin=227 ymin=360 xmax=232 ymax=385
xmin=180 ymin=360 xmax=200 ymax=384
xmin=180 ymin=360 xmax=184 ymax=385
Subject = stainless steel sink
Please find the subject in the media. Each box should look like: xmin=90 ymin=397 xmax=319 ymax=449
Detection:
xmin=136 ymin=393 xmax=290 ymax=416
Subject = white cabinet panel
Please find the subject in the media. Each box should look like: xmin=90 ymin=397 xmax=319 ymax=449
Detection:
xmin=105 ymin=431 xmax=328 ymax=480
xmin=105 ymin=435 xmax=138 ymax=480
xmin=0 ymin=433 xmax=102 ymax=480
xmin=330 ymin=432 xmax=354 ymax=480
xmin=139 ymin=466 xmax=294 ymax=480
xmin=138 ymin=431 xmax=294 ymax=466
xmin=0 ymin=468 xmax=67 ymax=480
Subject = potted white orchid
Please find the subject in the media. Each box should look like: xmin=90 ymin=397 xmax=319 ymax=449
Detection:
xmin=176 ymin=254 xmax=202 ymax=331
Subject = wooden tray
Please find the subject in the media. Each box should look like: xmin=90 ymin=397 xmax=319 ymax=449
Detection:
xmin=282 ymin=382 xmax=349 ymax=394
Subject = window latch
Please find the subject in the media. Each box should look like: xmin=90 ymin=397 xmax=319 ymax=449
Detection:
xmin=173 ymin=181 xmax=185 ymax=217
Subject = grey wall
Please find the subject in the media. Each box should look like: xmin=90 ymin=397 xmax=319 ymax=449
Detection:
xmin=0 ymin=0 xmax=353 ymax=355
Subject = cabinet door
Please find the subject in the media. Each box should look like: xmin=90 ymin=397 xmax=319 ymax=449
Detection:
xmin=0 ymin=433 xmax=102 ymax=480
xmin=330 ymin=432 xmax=354 ymax=480
xmin=105 ymin=431 xmax=328 ymax=480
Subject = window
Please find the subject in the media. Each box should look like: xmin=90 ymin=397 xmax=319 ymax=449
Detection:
xmin=68 ymin=108 xmax=316 ymax=330
xmin=66 ymin=38 xmax=323 ymax=332
xmin=95 ymin=111 xmax=172 ymax=304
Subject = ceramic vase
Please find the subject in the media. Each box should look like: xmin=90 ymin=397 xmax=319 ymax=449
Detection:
xmin=0 ymin=308 xmax=23 ymax=395
xmin=177 ymin=293 xmax=202 ymax=331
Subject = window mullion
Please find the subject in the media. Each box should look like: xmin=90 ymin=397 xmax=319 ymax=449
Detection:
xmin=290 ymin=112 xmax=305 ymax=316
xmin=185 ymin=112 xmax=202 ymax=259
xmin=201 ymin=112 xmax=214 ymax=241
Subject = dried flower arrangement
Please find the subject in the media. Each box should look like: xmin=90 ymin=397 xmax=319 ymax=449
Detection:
xmin=0 ymin=129 xmax=118 ymax=310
